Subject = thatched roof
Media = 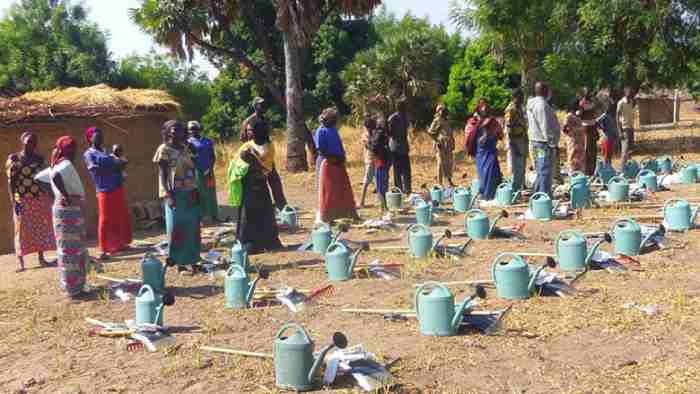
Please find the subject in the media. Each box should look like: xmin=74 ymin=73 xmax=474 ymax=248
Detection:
xmin=0 ymin=84 xmax=180 ymax=125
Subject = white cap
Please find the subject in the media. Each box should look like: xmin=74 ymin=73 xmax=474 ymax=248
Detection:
xmin=187 ymin=121 xmax=202 ymax=131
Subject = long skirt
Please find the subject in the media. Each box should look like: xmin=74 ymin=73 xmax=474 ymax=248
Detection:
xmin=566 ymin=133 xmax=586 ymax=173
xmin=237 ymin=169 xmax=282 ymax=254
xmin=14 ymin=194 xmax=56 ymax=256
xmin=197 ymin=169 xmax=218 ymax=220
xmin=317 ymin=157 xmax=360 ymax=223
xmin=476 ymin=148 xmax=503 ymax=200
xmin=97 ymin=186 xmax=133 ymax=253
xmin=584 ymin=126 xmax=598 ymax=176
xmin=53 ymin=197 xmax=88 ymax=296
xmin=164 ymin=190 xmax=201 ymax=266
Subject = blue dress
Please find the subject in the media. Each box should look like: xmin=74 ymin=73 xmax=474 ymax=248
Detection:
xmin=476 ymin=127 xmax=503 ymax=200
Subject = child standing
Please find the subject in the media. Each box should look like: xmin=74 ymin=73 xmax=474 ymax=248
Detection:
xmin=563 ymin=100 xmax=585 ymax=174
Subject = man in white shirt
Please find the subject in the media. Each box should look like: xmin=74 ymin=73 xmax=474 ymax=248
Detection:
xmin=527 ymin=81 xmax=561 ymax=197
xmin=617 ymin=87 xmax=637 ymax=170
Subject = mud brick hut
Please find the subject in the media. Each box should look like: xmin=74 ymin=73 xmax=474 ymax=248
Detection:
xmin=0 ymin=84 xmax=179 ymax=254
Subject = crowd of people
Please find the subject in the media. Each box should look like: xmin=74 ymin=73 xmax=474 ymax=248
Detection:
xmin=5 ymin=84 xmax=638 ymax=301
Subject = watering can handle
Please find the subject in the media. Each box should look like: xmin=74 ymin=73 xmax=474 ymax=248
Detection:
xmin=610 ymin=218 xmax=634 ymax=234
xmin=497 ymin=183 xmax=509 ymax=190
xmin=414 ymin=281 xmax=448 ymax=319
xmin=226 ymin=264 xmax=246 ymax=276
xmin=282 ymin=205 xmax=295 ymax=213
xmin=390 ymin=187 xmax=402 ymax=194
xmin=663 ymin=198 xmax=684 ymax=216
xmin=491 ymin=253 xmax=520 ymax=284
xmin=137 ymin=284 xmax=154 ymax=297
xmin=275 ymin=322 xmax=311 ymax=342
xmin=325 ymin=241 xmax=347 ymax=255
xmin=608 ymin=176 xmax=624 ymax=185
xmin=529 ymin=192 xmax=547 ymax=210
xmin=555 ymin=230 xmax=580 ymax=259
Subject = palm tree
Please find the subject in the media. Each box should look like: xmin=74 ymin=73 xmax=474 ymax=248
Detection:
xmin=132 ymin=0 xmax=383 ymax=172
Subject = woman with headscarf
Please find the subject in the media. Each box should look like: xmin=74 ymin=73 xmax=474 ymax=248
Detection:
xmin=45 ymin=136 xmax=89 ymax=298
xmin=314 ymin=107 xmax=360 ymax=223
xmin=230 ymin=120 xmax=283 ymax=254
xmin=83 ymin=127 xmax=132 ymax=260
xmin=153 ymin=120 xmax=201 ymax=271
xmin=6 ymin=132 xmax=56 ymax=272
xmin=466 ymin=99 xmax=504 ymax=200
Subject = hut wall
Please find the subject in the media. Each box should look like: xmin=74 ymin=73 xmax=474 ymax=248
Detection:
xmin=0 ymin=114 xmax=170 ymax=254
xmin=637 ymin=98 xmax=678 ymax=126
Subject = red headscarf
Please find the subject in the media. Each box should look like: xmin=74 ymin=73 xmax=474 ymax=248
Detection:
xmin=51 ymin=136 xmax=77 ymax=167
xmin=85 ymin=127 xmax=100 ymax=145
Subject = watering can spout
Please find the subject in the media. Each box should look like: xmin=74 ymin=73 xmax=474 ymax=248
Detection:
xmin=308 ymin=332 xmax=348 ymax=383
xmin=245 ymin=269 xmax=270 ymax=306
xmin=451 ymin=285 xmax=486 ymax=331
xmin=511 ymin=190 xmax=522 ymax=205
xmin=348 ymin=248 xmax=363 ymax=275
xmin=528 ymin=258 xmax=556 ymax=293
xmin=691 ymin=206 xmax=700 ymax=224
xmin=585 ymin=233 xmax=612 ymax=266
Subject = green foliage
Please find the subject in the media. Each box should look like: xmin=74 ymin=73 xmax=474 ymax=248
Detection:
xmin=111 ymin=52 xmax=211 ymax=124
xmin=341 ymin=12 xmax=459 ymax=127
xmin=0 ymin=0 xmax=113 ymax=91
xmin=444 ymin=39 xmax=515 ymax=123
xmin=546 ymin=0 xmax=700 ymax=94
xmin=202 ymin=64 xmax=283 ymax=139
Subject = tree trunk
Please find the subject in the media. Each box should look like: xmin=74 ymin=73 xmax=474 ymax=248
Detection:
xmin=283 ymin=34 xmax=309 ymax=173
xmin=521 ymin=52 xmax=536 ymax=98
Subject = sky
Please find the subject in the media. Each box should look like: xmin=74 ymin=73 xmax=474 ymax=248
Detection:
xmin=0 ymin=0 xmax=456 ymax=79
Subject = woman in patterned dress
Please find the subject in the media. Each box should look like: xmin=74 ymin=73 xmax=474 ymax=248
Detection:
xmin=153 ymin=120 xmax=201 ymax=271
xmin=47 ymin=136 xmax=90 ymax=299
xmin=6 ymin=132 xmax=56 ymax=272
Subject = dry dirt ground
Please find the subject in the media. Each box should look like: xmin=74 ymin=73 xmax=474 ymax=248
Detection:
xmin=1 ymin=124 xmax=700 ymax=394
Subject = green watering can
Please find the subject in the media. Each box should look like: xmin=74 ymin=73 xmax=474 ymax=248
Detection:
xmin=414 ymin=283 xmax=486 ymax=336
xmin=622 ymin=159 xmax=641 ymax=179
xmin=496 ymin=182 xmax=521 ymax=206
xmin=465 ymin=209 xmax=507 ymax=240
xmin=491 ymin=253 xmax=556 ymax=300
xmin=453 ymin=186 xmax=473 ymax=213
xmin=407 ymin=225 xmax=451 ymax=258
xmin=135 ymin=284 xmax=175 ymax=326
xmin=415 ymin=199 xmax=433 ymax=226
xmin=311 ymin=224 xmax=342 ymax=255
xmin=640 ymin=157 xmax=658 ymax=173
xmin=279 ymin=205 xmax=298 ymax=231
xmin=607 ymin=176 xmax=630 ymax=203
xmin=141 ymin=253 xmax=175 ymax=292
xmin=556 ymin=230 xmax=612 ymax=273
xmin=224 ymin=265 xmax=269 ymax=309
xmin=231 ymin=240 xmax=249 ymax=271
xmin=529 ymin=192 xmax=560 ymax=221
xmin=611 ymin=218 xmax=658 ymax=257
xmin=664 ymin=198 xmax=699 ymax=232
xmin=570 ymin=171 xmax=588 ymax=187
xmin=657 ymin=156 xmax=675 ymax=174
xmin=680 ymin=165 xmax=698 ymax=184
xmin=430 ymin=185 xmax=444 ymax=205
xmin=386 ymin=187 xmax=404 ymax=211
xmin=595 ymin=160 xmax=617 ymax=185
xmin=325 ymin=242 xmax=363 ymax=282
xmin=638 ymin=169 xmax=658 ymax=192
xmin=274 ymin=323 xmax=347 ymax=392
xmin=570 ymin=181 xmax=592 ymax=209
xmin=471 ymin=179 xmax=481 ymax=199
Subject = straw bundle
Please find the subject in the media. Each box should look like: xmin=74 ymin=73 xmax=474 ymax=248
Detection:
xmin=0 ymin=84 xmax=180 ymax=124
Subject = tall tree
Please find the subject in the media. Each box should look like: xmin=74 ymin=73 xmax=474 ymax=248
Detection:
xmin=0 ymin=0 xmax=113 ymax=92
xmin=448 ymin=0 xmax=577 ymax=95
xmin=131 ymin=0 xmax=382 ymax=172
